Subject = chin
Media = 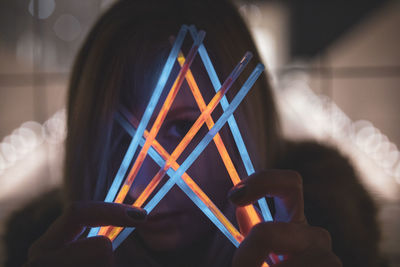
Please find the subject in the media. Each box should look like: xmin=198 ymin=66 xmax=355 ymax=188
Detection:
xmin=137 ymin=227 xmax=193 ymax=251
xmin=135 ymin=203 xmax=211 ymax=250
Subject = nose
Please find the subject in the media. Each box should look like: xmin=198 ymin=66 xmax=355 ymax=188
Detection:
xmin=128 ymin=155 xmax=160 ymax=201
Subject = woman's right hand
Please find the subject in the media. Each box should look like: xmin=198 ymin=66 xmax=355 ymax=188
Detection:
xmin=23 ymin=202 xmax=147 ymax=267
xmin=230 ymin=170 xmax=342 ymax=267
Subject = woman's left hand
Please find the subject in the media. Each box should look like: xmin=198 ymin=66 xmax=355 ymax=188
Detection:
xmin=229 ymin=170 xmax=342 ymax=267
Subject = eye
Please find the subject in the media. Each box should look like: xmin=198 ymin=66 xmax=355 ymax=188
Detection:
xmin=165 ymin=119 xmax=194 ymax=139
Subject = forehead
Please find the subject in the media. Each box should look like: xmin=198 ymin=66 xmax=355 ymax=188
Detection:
xmin=130 ymin=57 xmax=216 ymax=119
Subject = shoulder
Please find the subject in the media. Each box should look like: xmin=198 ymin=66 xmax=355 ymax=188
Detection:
xmin=276 ymin=140 xmax=387 ymax=267
xmin=276 ymin=141 xmax=375 ymax=220
xmin=3 ymin=189 xmax=63 ymax=267
xmin=276 ymin=140 xmax=370 ymax=200
xmin=277 ymin=140 xmax=355 ymax=179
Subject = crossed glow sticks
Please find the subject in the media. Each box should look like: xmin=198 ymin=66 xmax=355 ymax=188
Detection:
xmin=88 ymin=25 xmax=273 ymax=254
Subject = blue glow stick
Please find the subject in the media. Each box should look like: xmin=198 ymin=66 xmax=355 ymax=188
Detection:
xmin=113 ymin=111 xmax=241 ymax=249
xmin=189 ymin=25 xmax=272 ymax=221
xmin=114 ymin=63 xmax=265 ymax=248
xmin=88 ymin=25 xmax=188 ymax=237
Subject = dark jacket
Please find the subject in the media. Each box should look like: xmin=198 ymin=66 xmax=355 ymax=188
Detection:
xmin=3 ymin=141 xmax=387 ymax=267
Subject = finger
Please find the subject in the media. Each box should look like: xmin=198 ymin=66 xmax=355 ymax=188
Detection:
xmin=228 ymin=170 xmax=305 ymax=223
xmin=232 ymin=222 xmax=332 ymax=267
xmin=27 ymin=236 xmax=115 ymax=267
xmin=275 ymin=247 xmax=342 ymax=267
xmin=30 ymin=202 xmax=146 ymax=251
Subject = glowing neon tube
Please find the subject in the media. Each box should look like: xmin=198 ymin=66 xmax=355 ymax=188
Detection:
xmin=189 ymin=25 xmax=272 ymax=222
xmin=87 ymin=25 xmax=189 ymax=238
xmin=104 ymin=110 xmax=244 ymax=248
xmin=111 ymin=30 xmax=206 ymax=206
xmin=177 ymin=51 xmax=261 ymax=226
xmin=114 ymin=63 xmax=265 ymax=249
xmin=177 ymin=51 xmax=239 ymax=182
xmin=100 ymin=50 xmax=252 ymax=237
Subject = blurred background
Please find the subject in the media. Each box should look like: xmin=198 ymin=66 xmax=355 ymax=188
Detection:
xmin=0 ymin=0 xmax=399 ymax=266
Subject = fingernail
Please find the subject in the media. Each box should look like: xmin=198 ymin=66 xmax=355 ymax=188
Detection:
xmin=126 ymin=208 xmax=147 ymax=221
xmin=228 ymin=184 xmax=247 ymax=202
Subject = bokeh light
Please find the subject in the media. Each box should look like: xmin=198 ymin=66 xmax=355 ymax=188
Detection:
xmin=53 ymin=14 xmax=81 ymax=42
xmin=28 ymin=0 xmax=56 ymax=19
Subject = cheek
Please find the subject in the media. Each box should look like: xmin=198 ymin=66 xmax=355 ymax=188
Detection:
xmin=187 ymin=144 xmax=233 ymax=208
xmin=127 ymin=156 xmax=160 ymax=201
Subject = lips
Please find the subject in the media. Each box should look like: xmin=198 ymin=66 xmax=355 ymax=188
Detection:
xmin=148 ymin=211 xmax=183 ymax=222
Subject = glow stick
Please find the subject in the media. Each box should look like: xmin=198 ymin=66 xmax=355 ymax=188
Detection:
xmin=114 ymin=63 xmax=265 ymax=249
xmin=87 ymin=25 xmax=189 ymax=238
xmin=177 ymin=51 xmax=261 ymax=226
xmin=177 ymin=51 xmax=241 ymax=184
xmin=111 ymin=30 xmax=206 ymax=206
xmin=104 ymin=110 xmax=244 ymax=247
xmin=100 ymin=50 xmax=251 ymax=237
xmin=189 ymin=25 xmax=272 ymax=222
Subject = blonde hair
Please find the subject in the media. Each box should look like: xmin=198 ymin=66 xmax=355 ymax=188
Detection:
xmin=64 ymin=0 xmax=282 ymax=202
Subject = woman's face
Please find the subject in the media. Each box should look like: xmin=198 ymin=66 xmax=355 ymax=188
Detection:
xmin=127 ymin=68 xmax=235 ymax=251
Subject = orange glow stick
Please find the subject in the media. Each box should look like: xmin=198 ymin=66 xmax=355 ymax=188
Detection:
xmin=100 ymin=111 xmax=244 ymax=244
xmin=111 ymin=31 xmax=205 ymax=205
xmin=177 ymin=51 xmax=261 ymax=228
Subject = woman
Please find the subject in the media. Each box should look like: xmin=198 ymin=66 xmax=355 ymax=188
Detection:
xmin=5 ymin=0 xmax=384 ymax=266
